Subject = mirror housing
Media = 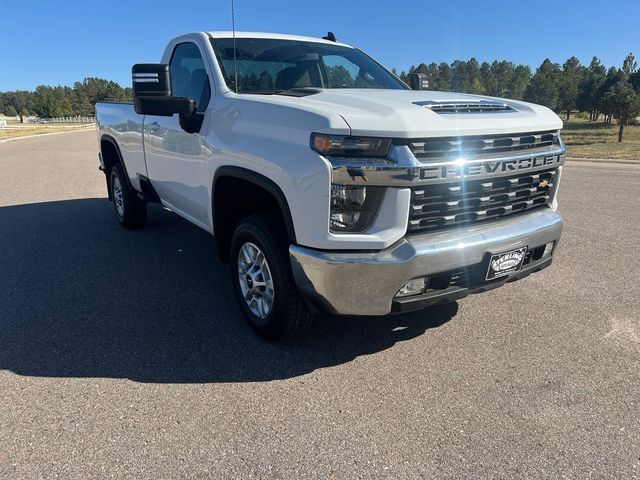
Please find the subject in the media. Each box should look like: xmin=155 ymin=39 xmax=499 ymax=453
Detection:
xmin=131 ymin=63 xmax=196 ymax=116
xmin=407 ymin=73 xmax=429 ymax=91
xmin=134 ymin=96 xmax=196 ymax=116
xmin=132 ymin=63 xmax=172 ymax=97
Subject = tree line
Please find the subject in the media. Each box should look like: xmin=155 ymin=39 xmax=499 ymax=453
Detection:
xmin=395 ymin=53 xmax=640 ymax=141
xmin=2 ymin=53 xmax=639 ymax=141
xmin=0 ymin=78 xmax=131 ymax=122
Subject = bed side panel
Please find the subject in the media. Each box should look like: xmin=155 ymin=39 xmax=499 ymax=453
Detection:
xmin=96 ymin=102 xmax=146 ymax=191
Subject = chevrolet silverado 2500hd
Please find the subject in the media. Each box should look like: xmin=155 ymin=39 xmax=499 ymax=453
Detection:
xmin=95 ymin=31 xmax=565 ymax=340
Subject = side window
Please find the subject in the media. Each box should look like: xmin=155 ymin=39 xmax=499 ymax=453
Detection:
xmin=169 ymin=43 xmax=211 ymax=112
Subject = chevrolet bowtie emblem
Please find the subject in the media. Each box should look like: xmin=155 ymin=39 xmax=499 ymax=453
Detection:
xmin=539 ymin=179 xmax=550 ymax=188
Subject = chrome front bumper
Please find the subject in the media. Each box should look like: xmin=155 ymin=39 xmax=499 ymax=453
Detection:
xmin=290 ymin=208 xmax=563 ymax=316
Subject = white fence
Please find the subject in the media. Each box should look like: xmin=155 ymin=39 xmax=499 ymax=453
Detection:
xmin=41 ymin=116 xmax=96 ymax=123
xmin=0 ymin=115 xmax=95 ymax=124
xmin=0 ymin=120 xmax=95 ymax=131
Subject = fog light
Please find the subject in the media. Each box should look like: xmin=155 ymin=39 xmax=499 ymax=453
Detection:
xmin=396 ymin=278 xmax=427 ymax=298
xmin=542 ymin=242 xmax=554 ymax=258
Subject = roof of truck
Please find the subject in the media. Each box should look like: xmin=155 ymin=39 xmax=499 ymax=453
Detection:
xmin=205 ymin=31 xmax=352 ymax=48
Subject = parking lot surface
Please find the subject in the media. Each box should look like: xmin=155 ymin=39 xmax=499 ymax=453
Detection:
xmin=1 ymin=131 xmax=639 ymax=479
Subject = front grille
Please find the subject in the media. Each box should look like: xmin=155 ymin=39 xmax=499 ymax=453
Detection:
xmin=408 ymin=169 xmax=556 ymax=233
xmin=407 ymin=130 xmax=560 ymax=161
xmin=413 ymin=101 xmax=515 ymax=114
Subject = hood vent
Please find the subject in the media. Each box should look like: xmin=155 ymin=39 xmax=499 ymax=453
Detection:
xmin=414 ymin=101 xmax=516 ymax=114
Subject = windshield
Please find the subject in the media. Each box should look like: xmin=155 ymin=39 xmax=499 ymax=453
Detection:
xmin=211 ymin=38 xmax=408 ymax=94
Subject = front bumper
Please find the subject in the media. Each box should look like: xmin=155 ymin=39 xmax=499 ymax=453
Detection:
xmin=289 ymin=208 xmax=563 ymax=316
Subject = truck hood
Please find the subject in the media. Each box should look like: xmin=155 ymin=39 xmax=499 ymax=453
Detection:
xmin=294 ymin=89 xmax=563 ymax=138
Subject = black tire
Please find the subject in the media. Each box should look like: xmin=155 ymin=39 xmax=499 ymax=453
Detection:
xmin=109 ymin=163 xmax=147 ymax=229
xmin=230 ymin=213 xmax=314 ymax=341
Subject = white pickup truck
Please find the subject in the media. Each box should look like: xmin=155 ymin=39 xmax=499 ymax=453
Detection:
xmin=95 ymin=31 xmax=565 ymax=340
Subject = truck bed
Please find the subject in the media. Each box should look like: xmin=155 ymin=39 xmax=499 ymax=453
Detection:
xmin=95 ymin=102 xmax=147 ymax=190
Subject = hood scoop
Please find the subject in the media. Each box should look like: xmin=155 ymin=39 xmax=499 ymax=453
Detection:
xmin=413 ymin=100 xmax=516 ymax=114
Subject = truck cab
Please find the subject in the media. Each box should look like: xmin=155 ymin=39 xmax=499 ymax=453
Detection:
xmin=96 ymin=31 xmax=565 ymax=340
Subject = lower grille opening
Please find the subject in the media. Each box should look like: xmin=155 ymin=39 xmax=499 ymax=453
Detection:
xmin=391 ymin=244 xmax=555 ymax=313
xmin=424 ymin=245 xmax=547 ymax=293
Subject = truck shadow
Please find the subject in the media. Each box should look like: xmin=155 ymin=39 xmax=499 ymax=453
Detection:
xmin=0 ymin=199 xmax=458 ymax=383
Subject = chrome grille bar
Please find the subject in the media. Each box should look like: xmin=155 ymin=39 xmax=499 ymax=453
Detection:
xmin=408 ymin=169 xmax=556 ymax=233
xmin=406 ymin=130 xmax=560 ymax=161
xmin=331 ymin=147 xmax=565 ymax=186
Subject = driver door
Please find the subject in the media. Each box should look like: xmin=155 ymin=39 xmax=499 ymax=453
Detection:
xmin=143 ymin=41 xmax=211 ymax=226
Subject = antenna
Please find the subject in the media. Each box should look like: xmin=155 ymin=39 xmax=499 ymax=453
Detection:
xmin=231 ymin=0 xmax=239 ymax=92
xmin=322 ymin=32 xmax=337 ymax=42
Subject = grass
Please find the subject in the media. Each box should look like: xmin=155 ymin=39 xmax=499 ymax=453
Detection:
xmin=0 ymin=122 xmax=94 ymax=141
xmin=562 ymin=117 xmax=640 ymax=160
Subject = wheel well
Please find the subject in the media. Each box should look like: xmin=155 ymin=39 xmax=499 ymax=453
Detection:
xmin=100 ymin=138 xmax=122 ymax=200
xmin=213 ymin=174 xmax=295 ymax=262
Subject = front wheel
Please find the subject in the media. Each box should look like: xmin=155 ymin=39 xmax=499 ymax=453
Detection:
xmin=230 ymin=214 xmax=313 ymax=341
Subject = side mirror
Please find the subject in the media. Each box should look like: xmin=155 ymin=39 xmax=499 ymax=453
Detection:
xmin=132 ymin=63 xmax=171 ymax=97
xmin=132 ymin=63 xmax=196 ymax=116
xmin=134 ymin=96 xmax=196 ymax=116
xmin=407 ymin=73 xmax=429 ymax=91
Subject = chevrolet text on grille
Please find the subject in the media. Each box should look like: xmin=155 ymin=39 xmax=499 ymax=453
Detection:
xmin=419 ymin=153 xmax=564 ymax=181
xmin=331 ymin=147 xmax=565 ymax=186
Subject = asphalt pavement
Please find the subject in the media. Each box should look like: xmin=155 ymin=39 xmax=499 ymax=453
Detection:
xmin=1 ymin=131 xmax=639 ymax=479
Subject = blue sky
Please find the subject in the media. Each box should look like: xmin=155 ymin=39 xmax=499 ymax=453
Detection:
xmin=1 ymin=0 xmax=638 ymax=91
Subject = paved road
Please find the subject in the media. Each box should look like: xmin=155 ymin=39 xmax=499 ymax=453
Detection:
xmin=1 ymin=131 xmax=639 ymax=479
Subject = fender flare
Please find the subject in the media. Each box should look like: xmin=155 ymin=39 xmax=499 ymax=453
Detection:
xmin=99 ymin=134 xmax=138 ymax=193
xmin=212 ymin=166 xmax=297 ymax=244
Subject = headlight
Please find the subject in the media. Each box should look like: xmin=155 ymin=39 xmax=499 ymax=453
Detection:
xmin=330 ymin=184 xmax=384 ymax=233
xmin=311 ymin=133 xmax=391 ymax=157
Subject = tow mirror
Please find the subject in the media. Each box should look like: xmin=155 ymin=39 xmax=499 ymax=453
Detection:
xmin=131 ymin=63 xmax=196 ymax=116
xmin=407 ymin=73 xmax=429 ymax=91
xmin=134 ymin=96 xmax=195 ymax=116
xmin=132 ymin=64 xmax=171 ymax=96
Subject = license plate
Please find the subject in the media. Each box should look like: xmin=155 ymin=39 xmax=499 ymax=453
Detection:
xmin=486 ymin=247 xmax=527 ymax=280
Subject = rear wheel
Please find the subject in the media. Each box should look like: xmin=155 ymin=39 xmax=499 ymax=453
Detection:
xmin=110 ymin=164 xmax=147 ymax=229
xmin=230 ymin=214 xmax=313 ymax=341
